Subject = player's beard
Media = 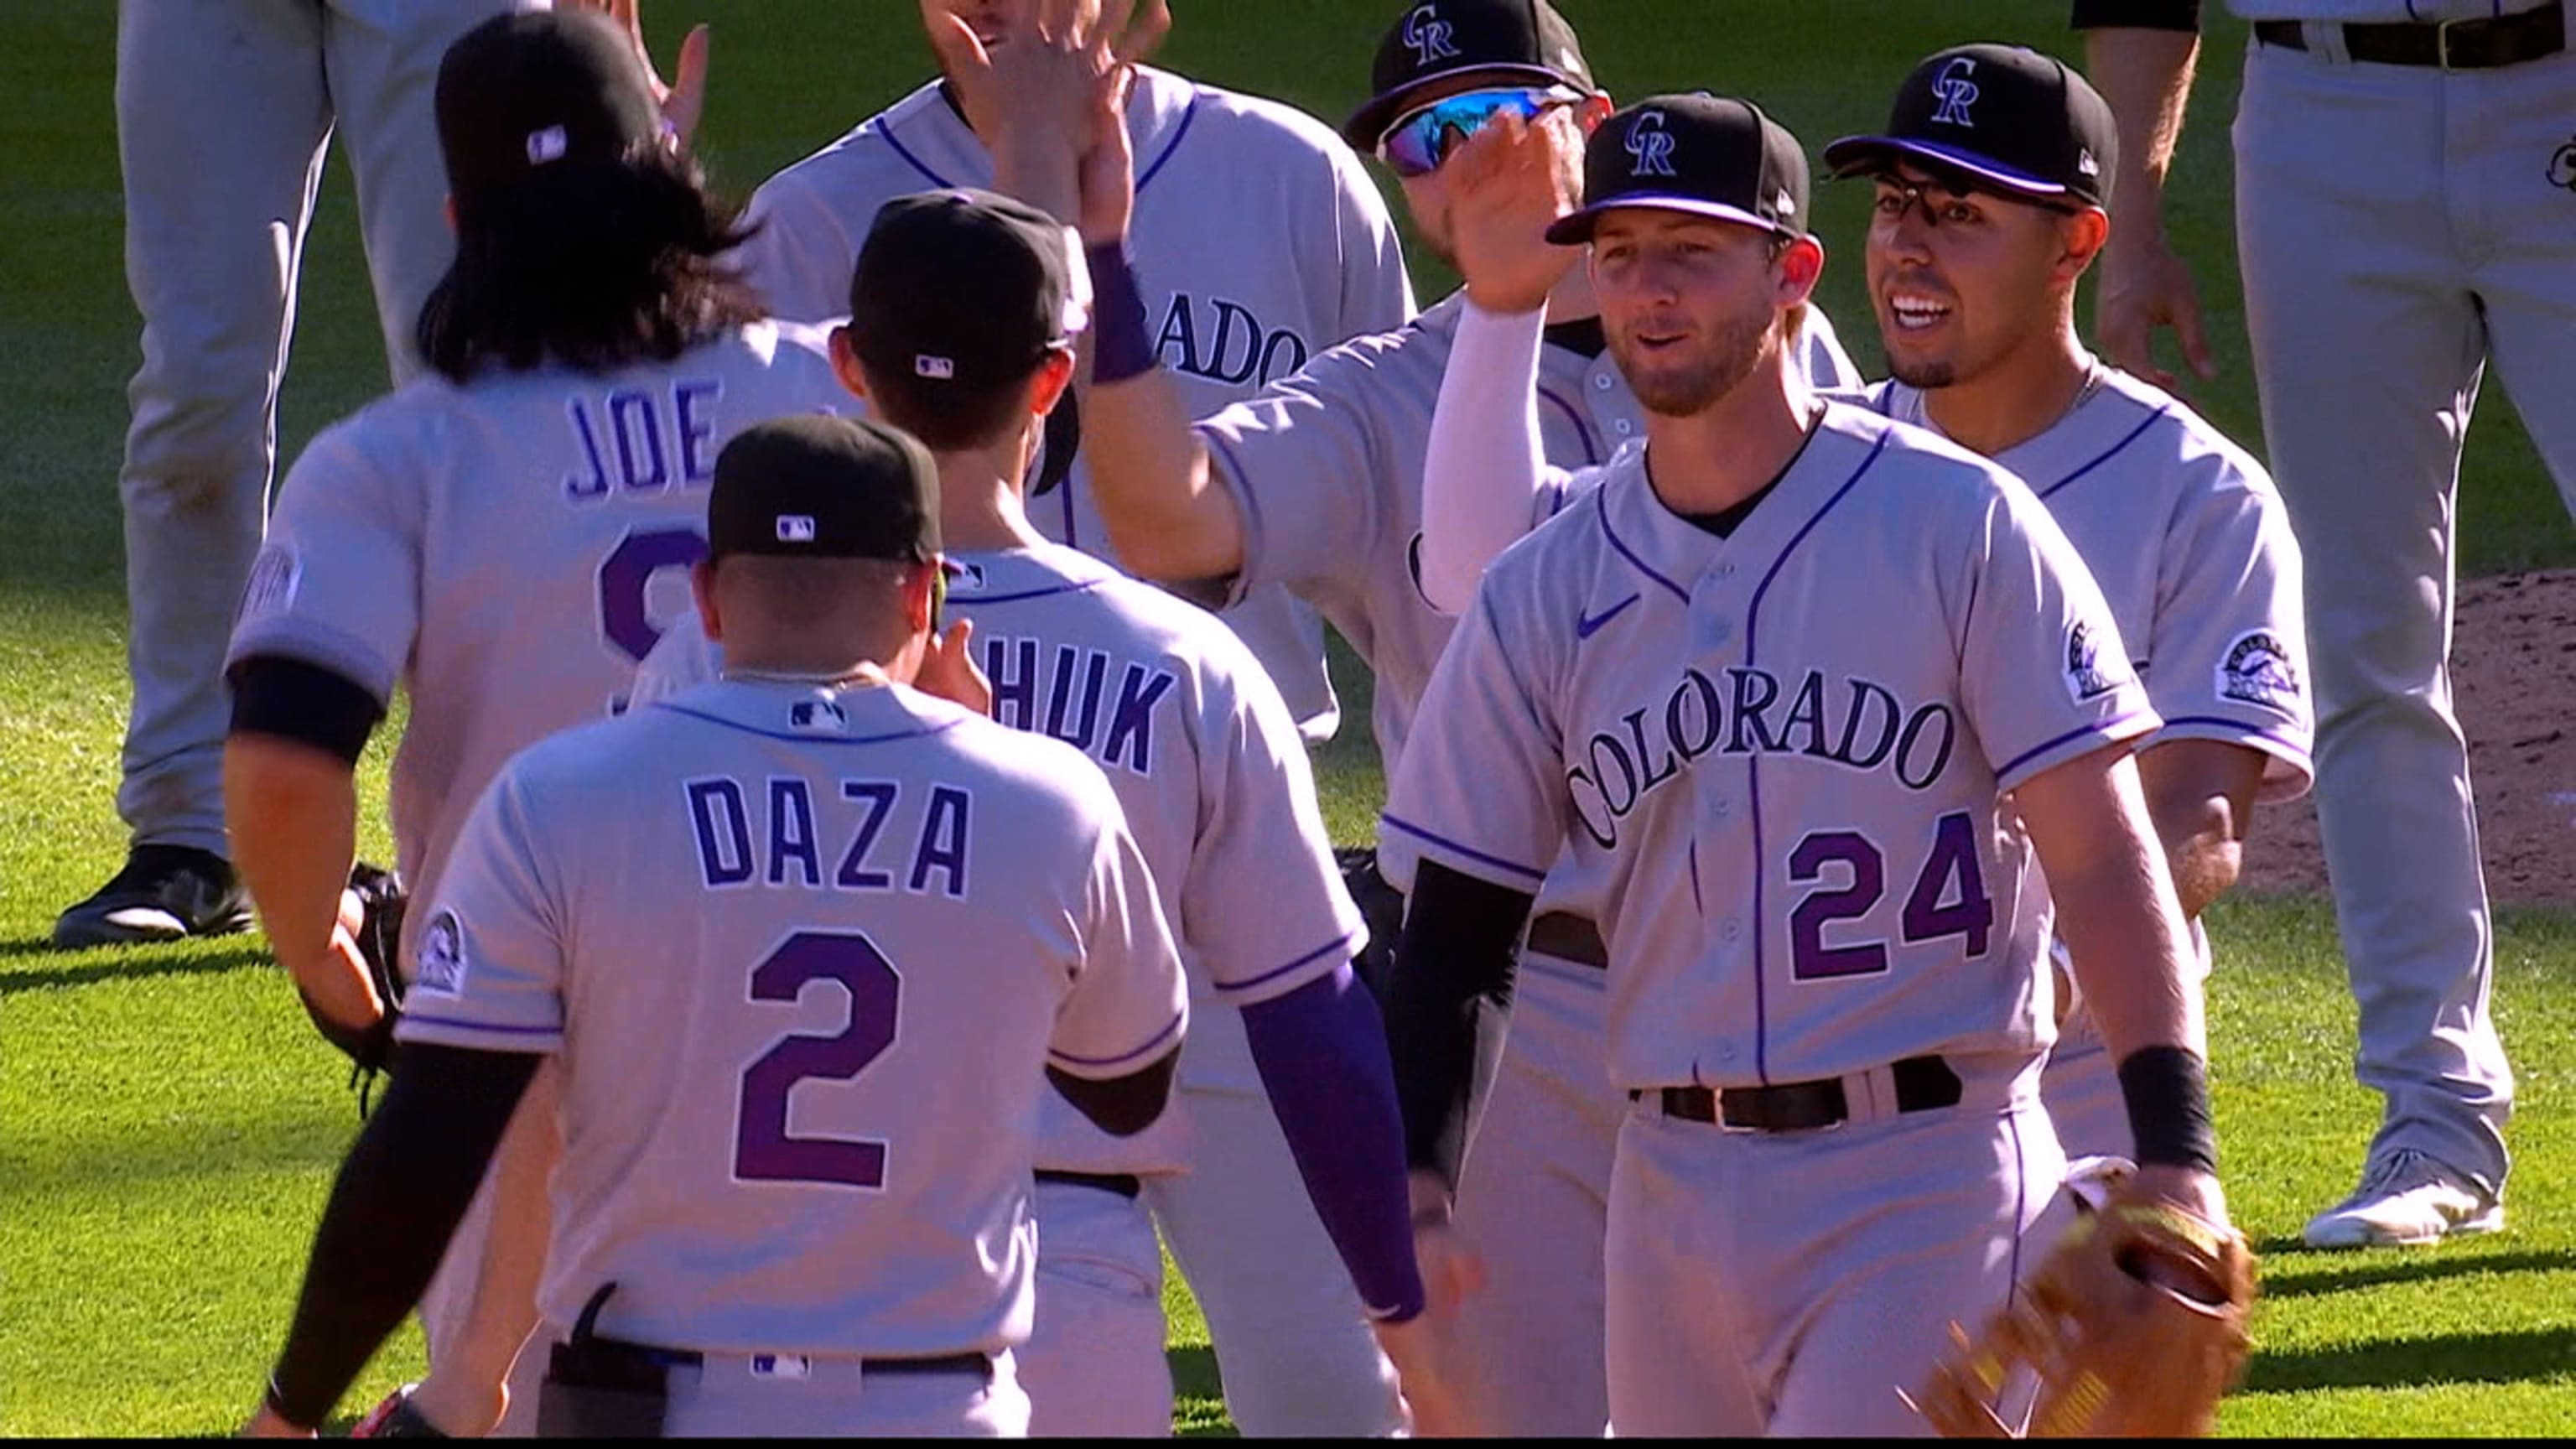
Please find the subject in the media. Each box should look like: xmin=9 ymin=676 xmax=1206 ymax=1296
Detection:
xmin=1888 ymin=355 xmax=1959 ymax=390
xmin=1611 ymin=301 xmax=1776 ymax=418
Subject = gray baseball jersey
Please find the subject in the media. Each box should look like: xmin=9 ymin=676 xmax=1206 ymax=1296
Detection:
xmin=1871 ymin=368 xmax=2314 ymax=807
xmin=631 ymin=543 xmax=1363 ymax=1116
xmin=226 ymin=320 xmax=849 ymax=951
xmin=1382 ymin=403 xmax=2159 ymax=1088
xmin=397 ymin=678 xmax=1188 ymax=1357
xmin=1199 ymin=291 xmax=1859 ymax=771
xmin=737 ymin=65 xmax=1418 ymax=743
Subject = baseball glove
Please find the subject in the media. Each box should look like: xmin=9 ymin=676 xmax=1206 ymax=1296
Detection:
xmin=351 ymin=1383 xmax=447 ymax=1438
xmin=1906 ymin=1192 xmax=2257 ymax=1437
xmin=297 ymin=862 xmax=408 ymax=1112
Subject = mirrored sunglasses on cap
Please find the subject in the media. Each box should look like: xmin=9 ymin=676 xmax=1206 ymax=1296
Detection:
xmin=1377 ymin=84 xmax=1585 ymax=179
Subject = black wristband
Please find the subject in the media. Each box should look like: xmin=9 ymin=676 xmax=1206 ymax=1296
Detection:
xmin=229 ymin=653 xmax=386 ymax=766
xmin=1085 ymin=241 xmax=1156 ymax=384
xmin=2117 ymin=1045 xmax=2218 ymax=1173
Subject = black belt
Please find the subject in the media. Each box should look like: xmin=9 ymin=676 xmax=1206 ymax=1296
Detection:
xmin=1525 ymin=911 xmax=1608 ymax=969
xmin=1036 ymin=1168 xmax=1143 ymax=1198
xmin=1630 ymin=1055 xmax=1963 ymax=1133
xmin=584 ymin=1337 xmax=995 ymax=1381
xmin=2254 ymin=2 xmax=2563 ymax=69
xmin=555 ymin=1285 xmax=992 ymax=1384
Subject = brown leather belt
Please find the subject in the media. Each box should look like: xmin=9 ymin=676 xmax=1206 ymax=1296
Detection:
xmin=1631 ymin=1055 xmax=1963 ymax=1133
xmin=1524 ymin=911 xmax=1608 ymax=969
xmin=2253 ymin=2 xmax=2563 ymax=70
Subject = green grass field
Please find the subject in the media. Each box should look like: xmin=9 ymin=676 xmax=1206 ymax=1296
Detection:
xmin=5 ymin=1 xmax=2573 ymax=1436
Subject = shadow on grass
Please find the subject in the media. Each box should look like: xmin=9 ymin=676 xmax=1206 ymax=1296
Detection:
xmin=2246 ymin=1325 xmax=2576 ymax=1394
xmin=2262 ymin=1247 xmax=2576 ymax=1301
xmin=0 ymin=941 xmax=271 ymax=994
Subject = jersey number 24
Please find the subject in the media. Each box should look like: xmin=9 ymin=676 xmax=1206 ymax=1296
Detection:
xmin=1788 ymin=811 xmax=1992 ymax=980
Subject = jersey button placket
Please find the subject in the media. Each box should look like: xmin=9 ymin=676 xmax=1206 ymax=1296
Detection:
xmin=1691 ymin=563 xmax=1749 ymax=1046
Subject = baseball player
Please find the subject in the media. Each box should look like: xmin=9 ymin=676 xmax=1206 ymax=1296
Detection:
xmin=54 ymin=0 xmax=540 ymax=950
xmin=1823 ymin=44 xmax=2314 ymax=1159
xmin=2077 ymin=0 xmax=2563 ymax=1249
xmin=219 ymin=10 xmax=854 ymax=1431
xmin=241 ymin=415 xmax=1194 ymax=1438
xmin=595 ymin=0 xmax=1416 ymax=750
xmin=1378 ymin=94 xmax=2230 ymax=1436
xmin=1078 ymin=12 xmax=1856 ymax=1424
xmin=628 ymin=37 xmax=1462 ymax=1428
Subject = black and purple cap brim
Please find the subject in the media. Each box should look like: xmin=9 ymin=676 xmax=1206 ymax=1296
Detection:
xmin=1545 ymin=195 xmax=1794 ymax=246
xmin=1821 ymin=135 xmax=2081 ymax=201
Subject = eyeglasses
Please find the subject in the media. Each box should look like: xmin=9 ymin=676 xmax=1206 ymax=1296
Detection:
xmin=1376 ymin=85 xmax=1583 ymax=179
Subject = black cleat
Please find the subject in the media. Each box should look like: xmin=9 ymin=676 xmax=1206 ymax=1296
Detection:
xmin=50 ymin=844 xmax=256 ymax=949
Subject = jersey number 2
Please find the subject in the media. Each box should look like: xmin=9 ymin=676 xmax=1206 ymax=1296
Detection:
xmin=1788 ymin=812 xmax=1992 ymax=980
xmin=735 ymin=931 xmax=901 ymax=1190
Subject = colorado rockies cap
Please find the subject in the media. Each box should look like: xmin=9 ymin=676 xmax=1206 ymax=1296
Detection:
xmin=1822 ymin=44 xmax=2118 ymax=209
xmin=434 ymin=9 xmax=667 ymax=203
xmin=1546 ymin=95 xmax=1809 ymax=246
xmin=705 ymin=416 xmax=942 ymax=565
xmin=1343 ymin=0 xmax=1596 ymax=151
xmin=846 ymin=189 xmax=1089 ymax=395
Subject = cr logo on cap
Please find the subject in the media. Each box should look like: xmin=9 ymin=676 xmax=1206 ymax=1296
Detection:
xmin=1626 ymin=110 xmax=1679 ymax=179
xmin=1402 ymin=4 xmax=1460 ymax=66
xmin=1930 ymin=56 xmax=1980 ymax=128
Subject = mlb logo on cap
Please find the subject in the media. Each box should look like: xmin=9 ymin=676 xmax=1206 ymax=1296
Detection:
xmin=915 ymin=355 xmax=957 ymax=380
xmin=776 ymin=514 xmax=818 ymax=543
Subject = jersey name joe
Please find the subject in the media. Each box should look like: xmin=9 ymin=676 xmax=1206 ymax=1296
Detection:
xmin=1381 ymin=404 xmax=2159 ymax=1093
xmin=225 ymin=320 xmax=850 ymax=955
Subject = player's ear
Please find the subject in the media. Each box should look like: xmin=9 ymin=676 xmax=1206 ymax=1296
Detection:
xmin=829 ymin=326 xmax=874 ymax=402
xmin=1028 ymin=347 xmax=1078 ymax=418
xmin=443 ymin=195 xmax=456 ymax=234
xmin=902 ymin=559 xmax=939 ymax=636
xmin=1774 ymin=234 xmax=1825 ymax=309
xmin=690 ymin=558 xmax=724 ymax=643
xmin=1575 ymin=91 xmax=1616 ymax=133
xmin=2058 ymin=206 xmax=2111 ymax=284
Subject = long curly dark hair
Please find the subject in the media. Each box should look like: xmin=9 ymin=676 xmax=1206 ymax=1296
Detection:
xmin=418 ymin=144 xmax=767 ymax=382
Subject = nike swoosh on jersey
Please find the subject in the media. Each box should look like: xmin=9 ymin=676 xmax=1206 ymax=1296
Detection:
xmin=1576 ymin=594 xmax=1643 ymax=640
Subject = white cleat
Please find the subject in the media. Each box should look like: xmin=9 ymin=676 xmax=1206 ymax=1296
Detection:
xmin=2301 ymin=1149 xmax=2505 ymax=1249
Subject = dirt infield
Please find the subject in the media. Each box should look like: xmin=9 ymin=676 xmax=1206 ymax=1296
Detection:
xmin=2240 ymin=569 xmax=2576 ymax=910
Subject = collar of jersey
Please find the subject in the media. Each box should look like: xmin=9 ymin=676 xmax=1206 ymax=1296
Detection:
xmin=945 ymin=543 xmax=1122 ymax=607
xmin=662 ymin=675 xmax=969 ymax=744
xmin=1603 ymin=410 xmax=1856 ymax=599
xmin=870 ymin=65 xmax=1201 ymax=195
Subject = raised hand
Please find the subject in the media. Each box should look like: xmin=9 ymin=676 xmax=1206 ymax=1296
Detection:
xmin=563 ymin=0 xmax=709 ymax=150
xmin=1445 ymin=110 xmax=1583 ymax=315
xmin=917 ymin=617 xmax=994 ymax=717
